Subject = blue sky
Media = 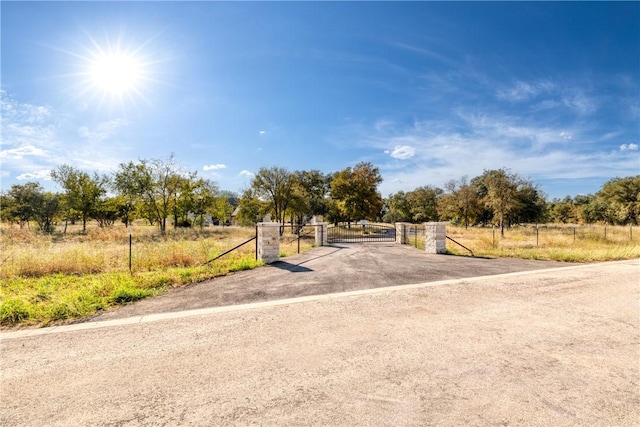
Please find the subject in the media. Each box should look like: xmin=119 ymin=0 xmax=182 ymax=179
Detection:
xmin=1 ymin=1 xmax=638 ymax=200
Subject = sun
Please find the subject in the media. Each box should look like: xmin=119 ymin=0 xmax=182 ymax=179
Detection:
xmin=63 ymin=32 xmax=162 ymax=109
xmin=89 ymin=51 xmax=144 ymax=96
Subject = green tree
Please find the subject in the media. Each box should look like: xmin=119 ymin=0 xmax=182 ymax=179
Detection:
xmin=597 ymin=176 xmax=640 ymax=225
xmin=237 ymin=188 xmax=267 ymax=226
xmin=475 ymin=169 xmax=520 ymax=236
xmin=2 ymin=182 xmax=43 ymax=227
xmin=330 ymin=162 xmax=383 ymax=223
xmin=112 ymin=161 xmax=149 ymax=227
xmin=406 ymin=185 xmax=443 ymax=223
xmin=251 ymin=166 xmax=295 ymax=226
xmin=441 ymin=176 xmax=481 ymax=228
xmin=124 ymin=155 xmax=181 ymax=234
xmin=383 ymin=191 xmax=411 ymax=223
xmin=93 ymin=196 xmax=122 ymax=228
xmin=50 ymin=165 xmax=109 ymax=233
xmin=31 ymin=191 xmax=60 ymax=233
xmin=190 ymin=179 xmax=218 ymax=227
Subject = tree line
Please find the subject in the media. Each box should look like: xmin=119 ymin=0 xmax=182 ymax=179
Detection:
xmin=1 ymin=156 xmax=638 ymax=235
xmin=1 ymin=155 xmax=235 ymax=234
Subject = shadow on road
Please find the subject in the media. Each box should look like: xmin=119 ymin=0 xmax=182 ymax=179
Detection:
xmin=269 ymin=261 xmax=313 ymax=273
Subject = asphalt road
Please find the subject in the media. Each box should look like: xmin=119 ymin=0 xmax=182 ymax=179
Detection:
xmin=1 ymin=257 xmax=638 ymax=426
xmin=82 ymin=243 xmax=574 ymax=322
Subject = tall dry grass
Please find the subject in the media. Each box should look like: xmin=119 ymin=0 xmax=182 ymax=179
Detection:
xmin=0 ymin=222 xmax=315 ymax=327
xmin=445 ymin=224 xmax=640 ymax=262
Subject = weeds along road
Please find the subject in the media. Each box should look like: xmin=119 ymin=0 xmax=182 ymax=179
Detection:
xmin=1 ymin=259 xmax=639 ymax=426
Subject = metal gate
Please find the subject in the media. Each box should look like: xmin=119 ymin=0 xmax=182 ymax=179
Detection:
xmin=327 ymin=223 xmax=396 ymax=243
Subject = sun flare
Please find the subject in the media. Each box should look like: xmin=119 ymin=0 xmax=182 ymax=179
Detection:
xmin=89 ymin=52 xmax=143 ymax=95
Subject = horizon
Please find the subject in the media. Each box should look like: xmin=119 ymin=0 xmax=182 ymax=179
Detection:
xmin=1 ymin=2 xmax=639 ymax=200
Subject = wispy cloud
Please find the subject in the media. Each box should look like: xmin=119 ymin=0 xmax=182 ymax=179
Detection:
xmin=496 ymin=80 xmax=555 ymax=102
xmin=77 ymin=119 xmax=126 ymax=142
xmin=240 ymin=170 xmax=254 ymax=177
xmin=203 ymin=163 xmax=227 ymax=171
xmin=344 ymin=110 xmax=638 ymax=198
xmin=0 ymin=92 xmax=133 ymax=187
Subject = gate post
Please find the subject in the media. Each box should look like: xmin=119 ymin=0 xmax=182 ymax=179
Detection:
xmin=425 ymin=222 xmax=446 ymax=254
xmin=395 ymin=222 xmax=408 ymax=244
xmin=314 ymin=222 xmax=328 ymax=247
xmin=256 ymin=222 xmax=281 ymax=263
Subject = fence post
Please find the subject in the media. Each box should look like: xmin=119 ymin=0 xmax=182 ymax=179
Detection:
xmin=314 ymin=222 xmax=328 ymax=247
xmin=395 ymin=223 xmax=408 ymax=244
xmin=256 ymin=222 xmax=281 ymax=264
xmin=425 ymin=222 xmax=446 ymax=254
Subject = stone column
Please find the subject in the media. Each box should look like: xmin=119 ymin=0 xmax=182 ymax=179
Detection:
xmin=395 ymin=222 xmax=409 ymax=244
xmin=425 ymin=222 xmax=446 ymax=254
xmin=256 ymin=222 xmax=281 ymax=263
xmin=314 ymin=222 xmax=328 ymax=247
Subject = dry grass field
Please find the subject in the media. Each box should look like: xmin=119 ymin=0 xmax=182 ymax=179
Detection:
xmin=0 ymin=222 xmax=315 ymax=327
xmin=1 ymin=221 xmax=638 ymax=328
xmin=445 ymin=224 xmax=640 ymax=262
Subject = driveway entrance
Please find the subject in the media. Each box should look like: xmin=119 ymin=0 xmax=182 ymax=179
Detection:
xmin=84 ymin=243 xmax=574 ymax=322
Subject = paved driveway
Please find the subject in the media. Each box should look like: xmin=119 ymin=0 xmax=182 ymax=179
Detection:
xmin=83 ymin=243 xmax=573 ymax=321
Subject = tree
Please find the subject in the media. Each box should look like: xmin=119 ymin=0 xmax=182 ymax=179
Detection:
xmin=121 ymin=155 xmax=182 ymax=234
xmin=293 ymin=170 xmax=330 ymax=221
xmin=441 ymin=176 xmax=481 ymax=228
xmin=251 ymin=166 xmax=295 ymax=226
xmin=237 ymin=188 xmax=267 ymax=226
xmin=406 ymin=186 xmax=443 ymax=223
xmin=511 ymin=180 xmax=546 ymax=224
xmin=31 ymin=191 xmax=60 ymax=233
xmin=2 ymin=182 xmax=43 ymax=227
xmin=93 ymin=196 xmax=121 ymax=228
xmin=190 ymin=179 xmax=218 ymax=227
xmin=1 ymin=182 xmax=61 ymax=232
xmin=112 ymin=161 xmax=148 ymax=227
xmin=383 ymin=191 xmax=411 ymax=223
xmin=597 ymin=176 xmax=640 ymax=225
xmin=50 ymin=165 xmax=109 ymax=233
xmin=475 ymin=169 xmax=520 ymax=236
xmin=330 ymin=162 xmax=383 ymax=223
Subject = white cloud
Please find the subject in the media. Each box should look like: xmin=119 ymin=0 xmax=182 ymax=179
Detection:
xmin=559 ymin=131 xmax=572 ymax=140
xmin=620 ymin=143 xmax=639 ymax=151
xmin=16 ymin=170 xmax=52 ymax=181
xmin=388 ymin=145 xmax=415 ymax=160
xmin=240 ymin=170 xmax=255 ymax=177
xmin=259 ymin=130 xmax=266 ymax=135
xmin=0 ymin=145 xmax=48 ymax=160
xmin=203 ymin=164 xmax=227 ymax=171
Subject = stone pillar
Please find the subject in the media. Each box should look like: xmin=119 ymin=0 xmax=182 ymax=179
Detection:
xmin=425 ymin=222 xmax=446 ymax=254
xmin=395 ymin=222 xmax=409 ymax=244
xmin=314 ymin=222 xmax=328 ymax=247
xmin=257 ymin=222 xmax=281 ymax=263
